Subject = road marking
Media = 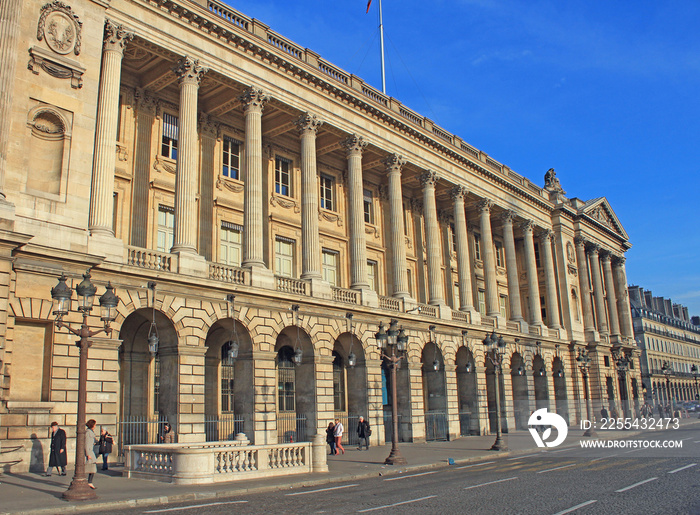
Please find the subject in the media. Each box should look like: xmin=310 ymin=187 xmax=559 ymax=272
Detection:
xmin=537 ymin=463 xmax=577 ymax=474
xmin=465 ymin=477 xmax=518 ymax=490
xmin=546 ymin=448 xmax=571 ymax=453
xmin=589 ymin=453 xmax=619 ymax=462
xmin=144 ymin=501 xmax=248 ymax=513
xmin=456 ymin=461 xmax=495 ymax=469
xmin=508 ymin=453 xmax=540 ymax=461
xmin=383 ymin=470 xmax=438 ymax=481
xmin=623 ymin=448 xmax=641 ymax=454
xmin=552 ymin=500 xmax=598 ymax=515
xmin=357 ymin=495 xmax=437 ymax=512
xmin=615 ymin=477 xmax=658 ymax=493
xmin=286 ymin=484 xmax=359 ymax=496
xmin=693 ymin=441 xmax=700 ymax=444
xmin=668 ymin=463 xmax=697 ymax=474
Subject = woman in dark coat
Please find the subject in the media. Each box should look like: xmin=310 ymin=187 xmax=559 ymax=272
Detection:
xmin=46 ymin=421 xmax=67 ymax=476
xmin=326 ymin=422 xmax=336 ymax=456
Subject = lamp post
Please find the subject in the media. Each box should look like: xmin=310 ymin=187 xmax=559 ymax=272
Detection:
xmin=575 ymin=348 xmax=596 ymax=437
xmin=482 ymin=331 xmax=507 ymax=451
xmin=661 ymin=361 xmax=674 ymax=417
xmin=50 ymin=271 xmax=119 ymax=501
xmin=612 ymin=348 xmax=631 ymax=419
xmin=691 ymin=364 xmax=698 ymax=400
xmin=375 ymin=319 xmax=408 ymax=465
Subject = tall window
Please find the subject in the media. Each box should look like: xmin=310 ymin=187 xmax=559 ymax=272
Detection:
xmin=499 ymin=295 xmax=508 ymax=318
xmin=474 ymin=233 xmax=482 ymax=260
xmin=320 ymin=174 xmax=334 ymax=211
xmin=157 ymin=205 xmax=175 ymax=252
xmin=275 ymin=156 xmax=291 ymax=196
xmin=363 ymin=189 xmax=374 ymax=224
xmin=221 ymin=342 xmax=235 ymax=413
xmin=367 ymin=260 xmax=378 ymax=293
xmin=450 ymin=223 xmax=457 ymax=253
xmin=534 ymin=243 xmax=541 ymax=268
xmin=116 ymin=94 xmax=123 ymax=141
xmin=222 ymin=137 xmax=240 ymax=179
xmin=478 ymin=290 xmax=486 ymax=316
xmin=220 ymin=222 xmax=242 ymax=266
xmin=453 ymin=282 xmax=460 ymax=309
xmin=277 ymin=346 xmax=296 ymax=412
xmin=322 ymin=249 xmax=339 ymax=286
xmin=332 ymin=352 xmax=346 ymax=412
xmin=275 ymin=237 xmax=295 ymax=277
xmin=161 ymin=113 xmax=178 ymax=159
xmin=495 ymin=241 xmax=504 ymax=267
xmin=540 ymin=295 xmax=547 ymax=321
xmin=407 ymin=269 xmax=413 ymax=296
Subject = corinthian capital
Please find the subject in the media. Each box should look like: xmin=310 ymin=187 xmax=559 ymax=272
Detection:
xmin=134 ymin=88 xmax=157 ymax=115
xmin=574 ymin=236 xmax=587 ymax=248
xmin=419 ymin=170 xmax=439 ymax=188
xmin=501 ymin=210 xmax=516 ymax=224
xmin=173 ymin=56 xmax=208 ymax=86
xmin=238 ymin=86 xmax=269 ymax=113
xmin=519 ymin=219 xmax=535 ymax=233
xmin=476 ymin=198 xmax=493 ymax=214
xmin=103 ymin=19 xmax=133 ymax=54
xmin=383 ymin=153 xmax=405 ymax=173
xmin=295 ymin=112 xmax=323 ymax=135
xmin=538 ymin=229 xmax=554 ymax=243
xmin=613 ymin=255 xmax=626 ymax=266
xmin=451 ymin=185 xmax=468 ymax=202
xmin=342 ymin=134 xmax=368 ymax=157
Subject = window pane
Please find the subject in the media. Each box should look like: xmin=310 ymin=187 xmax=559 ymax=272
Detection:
xmin=363 ymin=189 xmax=373 ymax=224
xmin=322 ymin=250 xmax=338 ymax=286
xmin=320 ymin=175 xmax=334 ymax=211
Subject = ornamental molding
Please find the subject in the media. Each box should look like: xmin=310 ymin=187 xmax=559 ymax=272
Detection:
xmin=319 ymin=209 xmax=343 ymax=227
xmin=566 ymin=241 xmax=575 ymax=263
xmin=270 ymin=193 xmax=300 ymax=213
xmin=450 ymin=185 xmax=467 ymax=202
xmin=567 ymin=264 xmax=578 ymax=277
xmin=153 ymin=155 xmax=176 ymax=175
xmin=239 ymin=86 xmax=269 ymax=112
xmin=419 ymin=170 xmax=439 ymax=188
xmin=37 ymin=1 xmax=82 ymax=56
xmin=342 ymin=134 xmax=367 ymax=157
xmin=294 ymin=112 xmax=323 ymax=134
xmin=216 ymin=176 xmax=244 ymax=193
xmin=28 ymin=46 xmax=85 ymax=88
xmin=173 ymin=56 xmax=208 ymax=86
xmin=383 ymin=153 xmax=405 ymax=172
xmin=365 ymin=224 xmax=379 ymax=238
xmin=103 ymin=19 xmax=133 ymax=53
xmin=116 ymin=143 xmax=128 ymax=162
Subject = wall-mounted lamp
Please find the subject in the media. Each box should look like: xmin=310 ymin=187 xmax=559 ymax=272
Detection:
xmin=346 ymin=313 xmax=356 ymax=367
xmin=147 ymin=281 xmax=159 ymax=357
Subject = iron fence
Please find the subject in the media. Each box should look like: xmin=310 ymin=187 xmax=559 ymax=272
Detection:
xmin=458 ymin=411 xmax=475 ymax=436
xmin=204 ymin=414 xmax=245 ymax=442
xmin=277 ymin=412 xmax=308 ymax=443
xmin=116 ymin=415 xmax=169 ymax=458
xmin=383 ymin=411 xmax=405 ymax=443
xmin=424 ymin=411 xmax=448 ymax=441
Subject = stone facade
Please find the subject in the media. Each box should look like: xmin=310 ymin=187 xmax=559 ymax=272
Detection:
xmin=0 ymin=0 xmax=643 ymax=473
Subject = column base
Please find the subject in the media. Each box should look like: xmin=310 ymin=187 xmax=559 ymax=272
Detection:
xmin=87 ymin=232 xmax=125 ymax=264
xmin=175 ymin=251 xmax=208 ymax=277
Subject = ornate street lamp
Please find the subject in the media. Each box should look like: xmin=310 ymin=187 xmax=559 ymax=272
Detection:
xmin=147 ymin=282 xmax=159 ymax=357
xmin=51 ymin=271 xmax=119 ymax=501
xmin=346 ymin=313 xmax=356 ymax=368
xmin=662 ymin=361 xmax=674 ymax=416
xmin=612 ymin=347 xmax=632 ymax=418
xmin=576 ymin=348 xmax=596 ymax=437
xmin=226 ymin=294 xmax=239 ymax=360
xmin=291 ymin=305 xmax=303 ymax=365
xmin=691 ymin=364 xmax=699 ymax=400
xmin=483 ymin=330 xmax=507 ymax=451
xmin=376 ymin=318 xmax=408 ymax=465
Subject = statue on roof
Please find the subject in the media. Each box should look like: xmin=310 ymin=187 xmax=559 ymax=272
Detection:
xmin=544 ymin=168 xmax=565 ymax=194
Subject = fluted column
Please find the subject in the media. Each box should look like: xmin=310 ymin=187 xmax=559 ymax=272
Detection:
xmin=478 ymin=199 xmax=500 ymax=316
xmin=452 ymin=186 xmax=474 ymax=311
xmin=0 ymin=0 xmax=24 ymax=200
xmin=501 ymin=211 xmax=523 ymax=321
xmin=240 ymin=87 xmax=269 ymax=268
xmin=171 ymin=56 xmax=207 ymax=253
xmin=295 ymin=113 xmax=323 ymax=279
xmin=421 ymin=171 xmax=444 ymax=305
xmin=613 ymin=257 xmax=634 ymax=340
xmin=89 ymin=21 xmax=133 ymax=235
xmin=343 ymin=135 xmax=370 ymax=289
xmin=131 ymin=89 xmax=157 ymax=248
xmin=385 ymin=154 xmax=409 ymax=298
xmin=521 ymin=220 xmax=543 ymax=326
xmin=601 ymin=252 xmax=620 ymax=337
xmin=575 ymin=237 xmax=596 ymax=334
xmin=539 ymin=230 xmax=561 ymax=329
xmin=588 ymin=245 xmax=609 ymax=335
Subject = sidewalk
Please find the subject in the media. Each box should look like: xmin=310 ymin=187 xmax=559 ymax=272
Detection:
xmin=1 ymin=420 xmax=698 ymax=515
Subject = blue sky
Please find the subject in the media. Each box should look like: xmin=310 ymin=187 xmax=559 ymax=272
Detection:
xmin=222 ymin=0 xmax=700 ymax=317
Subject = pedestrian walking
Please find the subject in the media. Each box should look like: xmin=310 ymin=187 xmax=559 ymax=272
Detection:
xmin=600 ymin=406 xmax=609 ymax=419
xmin=333 ymin=418 xmax=345 ymax=455
xmin=45 ymin=422 xmax=67 ymax=477
xmin=85 ymin=419 xmax=98 ymax=489
xmin=159 ymin=422 xmax=176 ymax=443
xmin=657 ymin=404 xmax=664 ymax=417
xmin=99 ymin=427 xmax=114 ymax=470
xmin=357 ymin=416 xmax=371 ymax=450
xmin=326 ymin=422 xmax=336 ymax=456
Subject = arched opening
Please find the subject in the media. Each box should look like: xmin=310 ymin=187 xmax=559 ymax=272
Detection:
xmin=533 ymin=354 xmax=548 ymax=410
xmin=485 ymin=352 xmax=507 ymax=434
xmin=332 ymin=333 xmax=367 ymax=447
xmin=421 ymin=342 xmax=447 ymax=441
xmin=456 ymin=347 xmax=478 ymax=435
xmin=118 ymin=308 xmax=178 ymax=446
xmin=275 ymin=326 xmax=315 ymax=443
xmin=203 ymin=318 xmax=254 ymax=442
xmin=552 ymin=357 xmax=568 ymax=424
xmin=510 ymin=353 xmax=528 ymax=430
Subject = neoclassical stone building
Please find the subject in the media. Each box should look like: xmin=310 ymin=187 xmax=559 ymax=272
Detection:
xmin=0 ymin=0 xmax=642 ymax=472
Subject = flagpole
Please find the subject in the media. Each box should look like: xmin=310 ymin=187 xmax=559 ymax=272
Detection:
xmin=379 ymin=0 xmax=386 ymax=94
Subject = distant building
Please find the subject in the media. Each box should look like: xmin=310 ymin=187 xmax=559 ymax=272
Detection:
xmin=630 ymin=286 xmax=700 ymax=406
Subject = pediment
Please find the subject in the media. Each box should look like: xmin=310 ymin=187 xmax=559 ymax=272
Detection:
xmin=579 ymin=197 xmax=628 ymax=240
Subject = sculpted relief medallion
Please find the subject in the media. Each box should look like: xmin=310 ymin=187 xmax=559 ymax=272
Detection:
xmin=37 ymin=1 xmax=82 ymax=56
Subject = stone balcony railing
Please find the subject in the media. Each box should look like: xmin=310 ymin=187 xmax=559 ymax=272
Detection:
xmin=126 ymin=246 xmax=175 ymax=272
xmin=331 ymin=286 xmax=359 ymax=305
xmin=209 ymin=263 xmax=249 ymax=285
xmin=276 ymin=276 xmax=309 ymax=296
xmin=379 ymin=296 xmax=401 ymax=312
xmin=124 ymin=436 xmax=326 ymax=484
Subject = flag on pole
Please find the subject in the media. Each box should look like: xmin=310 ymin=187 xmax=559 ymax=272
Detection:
xmin=366 ymin=0 xmax=372 ymax=13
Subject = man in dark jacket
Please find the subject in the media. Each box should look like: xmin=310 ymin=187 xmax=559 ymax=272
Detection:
xmin=46 ymin=421 xmax=67 ymax=476
xmin=357 ymin=416 xmax=371 ymax=450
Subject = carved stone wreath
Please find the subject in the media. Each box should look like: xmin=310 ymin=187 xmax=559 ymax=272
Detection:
xmin=319 ymin=209 xmax=343 ymax=227
xmin=216 ymin=177 xmax=244 ymax=193
xmin=37 ymin=1 xmax=82 ymax=56
xmin=270 ymin=194 xmax=300 ymax=213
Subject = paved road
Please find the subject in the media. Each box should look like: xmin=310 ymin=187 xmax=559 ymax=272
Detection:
xmin=101 ymin=425 xmax=700 ymax=515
